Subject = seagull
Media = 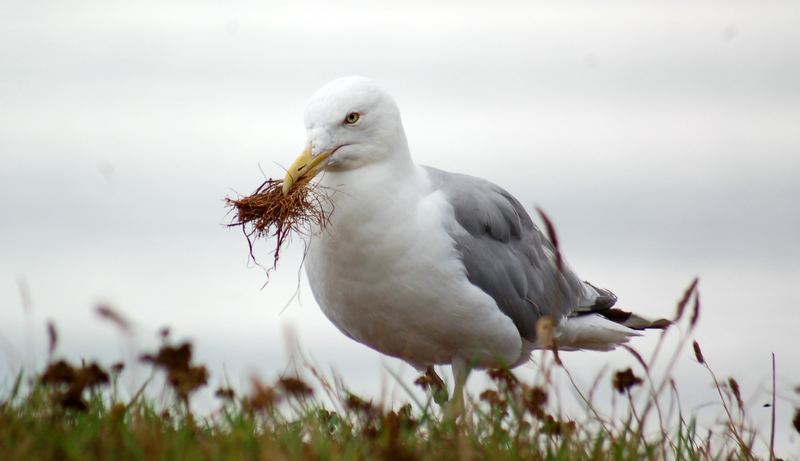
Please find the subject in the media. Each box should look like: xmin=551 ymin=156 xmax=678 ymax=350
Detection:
xmin=280 ymin=76 xmax=664 ymax=400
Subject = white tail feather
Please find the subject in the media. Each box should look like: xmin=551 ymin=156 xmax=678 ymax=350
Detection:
xmin=555 ymin=314 xmax=641 ymax=351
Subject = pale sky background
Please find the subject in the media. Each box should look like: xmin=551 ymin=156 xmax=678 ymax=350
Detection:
xmin=1 ymin=0 xmax=799 ymax=456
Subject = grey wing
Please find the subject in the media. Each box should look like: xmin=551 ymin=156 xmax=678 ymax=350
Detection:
xmin=424 ymin=166 xmax=614 ymax=342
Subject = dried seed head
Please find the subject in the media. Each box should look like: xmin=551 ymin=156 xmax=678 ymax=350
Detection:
xmin=675 ymin=278 xmax=699 ymax=322
xmin=536 ymin=316 xmax=563 ymax=364
xmin=414 ymin=367 xmax=448 ymax=404
xmin=535 ymin=208 xmax=562 ymax=273
xmin=536 ymin=316 xmax=555 ymax=349
xmin=40 ymin=360 xmax=110 ymax=412
xmin=541 ymin=415 xmax=576 ymax=437
xmin=488 ymin=368 xmax=519 ymax=391
xmin=41 ymin=360 xmax=77 ymax=386
xmin=46 ymin=321 xmax=57 ymax=357
xmin=214 ymin=387 xmax=236 ymax=400
xmin=690 ymin=291 xmax=701 ymax=327
xmin=479 ymin=389 xmax=508 ymax=416
xmin=141 ymin=343 xmax=192 ymax=371
xmin=479 ymin=389 xmax=501 ymax=404
xmin=141 ymin=342 xmax=207 ymax=401
xmin=344 ymin=393 xmax=376 ymax=417
xmin=96 ymin=304 xmax=131 ymax=332
xmin=59 ymin=390 xmax=87 ymax=411
xmin=793 ymin=408 xmax=800 ymax=434
xmin=110 ymin=362 xmax=125 ymax=374
xmin=397 ymin=403 xmax=414 ymax=422
xmin=77 ymin=363 xmax=110 ymax=389
xmin=277 ymin=376 xmax=314 ymax=399
xmin=168 ymin=366 xmax=208 ymax=399
xmin=693 ymin=341 xmax=705 ymax=364
xmin=612 ymin=368 xmax=643 ymax=394
xmin=728 ymin=377 xmax=743 ymax=409
xmin=246 ymin=380 xmax=278 ymax=412
xmin=523 ymin=386 xmax=548 ymax=418
xmin=384 ymin=404 xmax=418 ymax=433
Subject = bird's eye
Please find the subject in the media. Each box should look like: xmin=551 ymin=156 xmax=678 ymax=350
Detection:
xmin=344 ymin=112 xmax=361 ymax=125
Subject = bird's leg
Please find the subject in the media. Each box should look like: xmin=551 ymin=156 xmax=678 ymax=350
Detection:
xmin=444 ymin=357 xmax=470 ymax=421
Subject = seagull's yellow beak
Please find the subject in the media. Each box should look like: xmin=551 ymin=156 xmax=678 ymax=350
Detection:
xmin=282 ymin=145 xmax=334 ymax=195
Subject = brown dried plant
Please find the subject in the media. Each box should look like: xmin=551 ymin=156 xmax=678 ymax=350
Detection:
xmin=414 ymin=367 xmax=448 ymax=405
xmin=37 ymin=322 xmax=110 ymax=412
xmin=487 ymin=368 xmax=520 ymax=392
xmin=244 ymin=379 xmax=279 ymax=413
xmin=214 ymin=387 xmax=236 ymax=401
xmin=612 ymin=368 xmax=643 ymax=395
xmin=225 ymin=176 xmax=333 ymax=268
xmin=522 ymin=386 xmax=548 ymax=419
xmin=344 ymin=393 xmax=377 ymax=419
xmin=276 ymin=376 xmax=314 ymax=399
xmin=40 ymin=360 xmax=110 ymax=411
xmin=140 ymin=341 xmax=208 ymax=411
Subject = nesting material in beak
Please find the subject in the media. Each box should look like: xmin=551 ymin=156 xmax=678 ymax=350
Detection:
xmin=225 ymin=168 xmax=332 ymax=270
xmin=282 ymin=145 xmax=334 ymax=195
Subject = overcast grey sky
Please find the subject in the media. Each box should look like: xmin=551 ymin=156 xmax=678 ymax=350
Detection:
xmin=1 ymin=0 xmax=799 ymax=455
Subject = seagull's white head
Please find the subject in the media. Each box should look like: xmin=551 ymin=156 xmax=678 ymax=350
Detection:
xmin=282 ymin=76 xmax=410 ymax=194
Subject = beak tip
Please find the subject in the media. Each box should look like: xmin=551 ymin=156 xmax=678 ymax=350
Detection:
xmin=282 ymin=144 xmax=318 ymax=196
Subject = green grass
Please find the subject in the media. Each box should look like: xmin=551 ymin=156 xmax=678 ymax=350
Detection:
xmin=0 ymin=373 xmax=706 ymax=461
xmin=2 ymin=281 xmax=798 ymax=461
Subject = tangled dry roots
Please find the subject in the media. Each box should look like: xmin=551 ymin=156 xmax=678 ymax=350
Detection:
xmin=225 ymin=176 xmax=332 ymax=268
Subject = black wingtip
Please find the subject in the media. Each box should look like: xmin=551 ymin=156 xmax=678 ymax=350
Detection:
xmin=594 ymin=308 xmax=671 ymax=331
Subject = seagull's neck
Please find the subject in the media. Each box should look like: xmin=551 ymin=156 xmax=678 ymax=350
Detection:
xmin=322 ymin=135 xmax=418 ymax=187
xmin=318 ymin=150 xmax=426 ymax=231
xmin=310 ymin=153 xmax=430 ymax=275
xmin=322 ymin=157 xmax=418 ymax=195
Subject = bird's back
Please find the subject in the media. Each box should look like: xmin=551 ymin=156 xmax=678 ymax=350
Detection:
xmin=423 ymin=166 xmax=605 ymax=342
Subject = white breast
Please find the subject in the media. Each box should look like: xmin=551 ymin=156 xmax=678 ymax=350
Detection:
xmin=304 ymin=165 xmax=522 ymax=369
